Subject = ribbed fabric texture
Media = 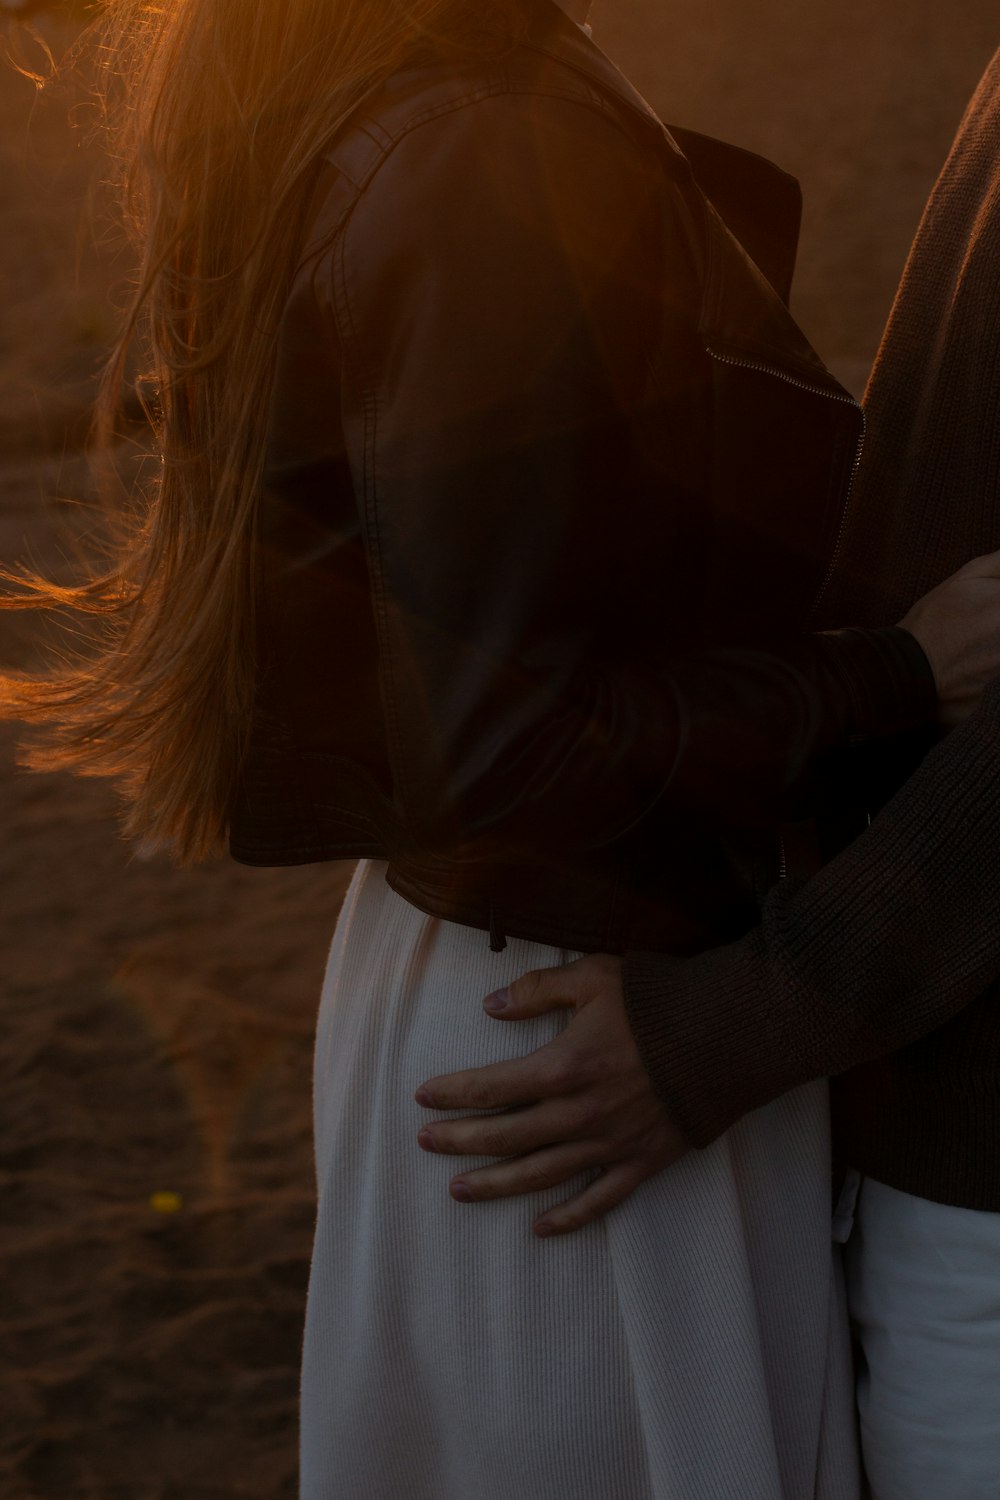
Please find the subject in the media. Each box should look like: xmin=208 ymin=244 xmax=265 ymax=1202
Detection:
xmin=624 ymin=675 xmax=1000 ymax=1180
xmin=623 ymin=53 xmax=1000 ymax=1209
xmin=301 ymin=861 xmax=862 ymax=1499
xmin=819 ymin=49 xmax=1000 ymax=632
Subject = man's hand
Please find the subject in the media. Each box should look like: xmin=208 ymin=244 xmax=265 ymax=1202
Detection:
xmin=414 ymin=954 xmax=690 ymax=1238
xmin=899 ymin=547 xmax=1000 ymax=725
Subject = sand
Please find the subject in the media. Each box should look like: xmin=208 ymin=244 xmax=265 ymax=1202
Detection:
xmin=0 ymin=5 xmax=995 ymax=1498
xmin=1 ymin=20 xmax=350 ymax=1497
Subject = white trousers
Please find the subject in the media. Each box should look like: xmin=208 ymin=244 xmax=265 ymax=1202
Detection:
xmin=842 ymin=1174 xmax=1000 ymax=1500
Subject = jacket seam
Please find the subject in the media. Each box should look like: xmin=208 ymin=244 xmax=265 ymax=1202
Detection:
xmin=315 ymin=80 xmax=660 ymax=290
xmin=325 ymin=229 xmax=410 ymax=811
xmin=338 ymin=71 xmax=643 ymax=157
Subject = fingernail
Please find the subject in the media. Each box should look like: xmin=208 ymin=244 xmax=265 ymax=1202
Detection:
xmin=484 ymin=988 xmax=510 ymax=1014
xmin=418 ymin=1129 xmax=438 ymax=1152
xmin=415 ymin=1088 xmax=433 ymax=1107
xmin=451 ymin=1181 xmax=473 ymax=1201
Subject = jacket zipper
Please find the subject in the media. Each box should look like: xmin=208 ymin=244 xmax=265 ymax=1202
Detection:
xmin=805 ymin=406 xmax=867 ymax=621
xmin=705 ymin=346 xmax=866 ymax=623
xmin=778 ymin=834 xmax=787 ymax=881
xmin=706 ymin=345 xmax=856 ymax=402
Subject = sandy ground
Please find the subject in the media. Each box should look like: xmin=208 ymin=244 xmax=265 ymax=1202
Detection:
xmin=1 ymin=20 xmax=350 ymax=1498
xmin=0 ymin=445 xmax=351 ymax=1500
xmin=0 ymin=5 xmax=996 ymax=1498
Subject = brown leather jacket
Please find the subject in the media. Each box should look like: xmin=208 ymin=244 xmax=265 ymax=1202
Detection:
xmin=229 ymin=0 xmax=936 ymax=954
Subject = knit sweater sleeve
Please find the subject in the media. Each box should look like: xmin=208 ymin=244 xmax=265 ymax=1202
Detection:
xmin=622 ymin=673 xmax=1000 ymax=1148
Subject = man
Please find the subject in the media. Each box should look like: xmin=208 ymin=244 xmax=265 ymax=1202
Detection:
xmin=419 ymin=44 xmax=1000 ymax=1500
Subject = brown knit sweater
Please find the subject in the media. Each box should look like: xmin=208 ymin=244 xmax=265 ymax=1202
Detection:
xmin=623 ymin=48 xmax=1000 ymax=1211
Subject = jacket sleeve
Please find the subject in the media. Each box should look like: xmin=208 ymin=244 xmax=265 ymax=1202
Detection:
xmin=622 ymin=674 xmax=1000 ymax=1146
xmin=325 ymin=93 xmax=937 ymax=860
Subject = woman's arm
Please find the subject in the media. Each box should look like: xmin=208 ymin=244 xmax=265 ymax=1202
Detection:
xmin=321 ymin=91 xmax=935 ymax=859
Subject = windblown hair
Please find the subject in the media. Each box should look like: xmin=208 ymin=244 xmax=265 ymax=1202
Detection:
xmin=0 ymin=0 xmax=521 ymax=864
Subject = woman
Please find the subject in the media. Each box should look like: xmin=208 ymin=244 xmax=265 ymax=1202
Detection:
xmin=2 ymin=0 xmax=992 ymax=1496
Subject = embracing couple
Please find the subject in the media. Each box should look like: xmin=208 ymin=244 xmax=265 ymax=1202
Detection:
xmin=4 ymin=0 xmax=999 ymax=1496
xmin=412 ymin=10 xmax=1000 ymax=1496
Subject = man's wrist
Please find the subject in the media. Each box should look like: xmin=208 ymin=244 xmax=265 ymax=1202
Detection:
xmin=621 ymin=941 xmax=784 ymax=1149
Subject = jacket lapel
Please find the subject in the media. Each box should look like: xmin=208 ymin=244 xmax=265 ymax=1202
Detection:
xmin=522 ymin=0 xmax=804 ymax=305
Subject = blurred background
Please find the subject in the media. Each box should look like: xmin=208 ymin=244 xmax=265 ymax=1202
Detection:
xmin=0 ymin=3 xmax=995 ymax=1497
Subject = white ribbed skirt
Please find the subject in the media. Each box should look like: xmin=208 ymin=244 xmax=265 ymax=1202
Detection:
xmin=300 ymin=860 xmax=862 ymax=1500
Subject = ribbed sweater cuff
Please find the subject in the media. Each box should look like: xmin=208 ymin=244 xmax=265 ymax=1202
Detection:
xmin=816 ymin=624 xmax=938 ymax=741
xmin=622 ymin=939 xmax=785 ymax=1149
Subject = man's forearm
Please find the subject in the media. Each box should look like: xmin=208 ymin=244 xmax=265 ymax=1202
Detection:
xmin=622 ymin=675 xmax=1000 ymax=1148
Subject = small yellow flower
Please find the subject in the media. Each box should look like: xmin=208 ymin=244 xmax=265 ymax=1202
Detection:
xmin=149 ymin=1191 xmax=183 ymax=1214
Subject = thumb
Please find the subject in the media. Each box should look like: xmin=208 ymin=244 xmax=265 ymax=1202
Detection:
xmin=483 ymin=961 xmax=584 ymax=1019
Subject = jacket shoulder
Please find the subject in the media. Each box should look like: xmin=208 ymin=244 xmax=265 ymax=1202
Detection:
xmin=341 ymin=40 xmax=659 ymax=158
xmin=298 ymin=43 xmax=670 ymax=261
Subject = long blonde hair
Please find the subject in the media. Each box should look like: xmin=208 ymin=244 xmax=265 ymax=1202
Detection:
xmin=0 ymin=0 xmax=521 ymax=865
